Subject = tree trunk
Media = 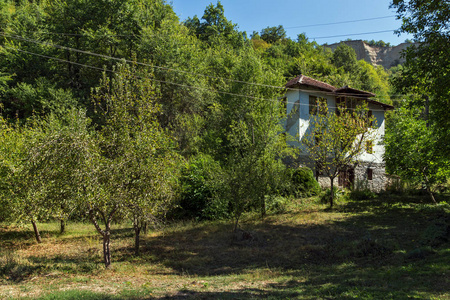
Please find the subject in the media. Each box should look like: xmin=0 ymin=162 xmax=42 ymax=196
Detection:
xmin=103 ymin=233 xmax=111 ymax=269
xmin=142 ymin=221 xmax=148 ymax=235
xmin=31 ymin=220 xmax=42 ymax=243
xmin=60 ymin=219 xmax=66 ymax=234
xmin=134 ymin=225 xmax=141 ymax=256
xmin=423 ymin=173 xmax=437 ymax=204
xmin=233 ymin=215 xmax=240 ymax=232
xmin=426 ymin=186 xmax=437 ymax=204
xmin=330 ymin=177 xmax=334 ymax=209
xmin=88 ymin=207 xmax=116 ymax=269
xmin=260 ymin=195 xmax=266 ymax=219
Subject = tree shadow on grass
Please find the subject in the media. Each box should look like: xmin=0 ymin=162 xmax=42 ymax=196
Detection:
xmin=36 ymin=288 xmax=301 ymax=300
xmin=134 ymin=198 xmax=449 ymax=298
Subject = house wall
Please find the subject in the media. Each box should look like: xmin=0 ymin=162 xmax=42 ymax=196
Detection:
xmin=287 ymin=154 xmax=387 ymax=192
xmin=285 ymin=89 xmax=389 ymax=192
xmin=285 ymin=89 xmax=335 ymax=153
xmin=357 ymin=103 xmax=386 ymax=164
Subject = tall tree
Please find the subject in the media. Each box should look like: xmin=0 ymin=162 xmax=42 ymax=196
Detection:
xmin=390 ymin=0 xmax=450 ymax=154
xmin=260 ymin=25 xmax=286 ymax=44
xmin=92 ymin=63 xmax=181 ymax=259
xmin=385 ymin=105 xmax=449 ymax=203
xmin=0 ymin=117 xmax=47 ymax=243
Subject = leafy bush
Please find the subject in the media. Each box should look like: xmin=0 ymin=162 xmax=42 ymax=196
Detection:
xmin=289 ymin=167 xmax=321 ymax=197
xmin=349 ymin=181 xmax=376 ymax=200
xmin=266 ymin=195 xmax=290 ymax=214
xmin=319 ymin=187 xmax=349 ymax=204
xmin=178 ymin=154 xmax=229 ymax=220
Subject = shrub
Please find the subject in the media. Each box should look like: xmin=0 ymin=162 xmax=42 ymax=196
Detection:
xmin=266 ymin=195 xmax=290 ymax=214
xmin=349 ymin=181 xmax=376 ymax=200
xmin=178 ymin=154 xmax=229 ymax=220
xmin=319 ymin=187 xmax=349 ymax=204
xmin=290 ymin=167 xmax=321 ymax=197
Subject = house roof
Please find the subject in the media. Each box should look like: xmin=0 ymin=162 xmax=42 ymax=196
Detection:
xmin=285 ymin=76 xmax=394 ymax=110
xmin=285 ymin=75 xmax=336 ymax=92
xmin=335 ymin=86 xmax=376 ymax=98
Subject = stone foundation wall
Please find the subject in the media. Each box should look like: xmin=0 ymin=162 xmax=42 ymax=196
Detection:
xmin=354 ymin=162 xmax=387 ymax=192
xmin=284 ymin=155 xmax=387 ymax=192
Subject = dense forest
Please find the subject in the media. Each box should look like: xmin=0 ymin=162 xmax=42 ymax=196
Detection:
xmin=0 ymin=0 xmax=448 ymax=275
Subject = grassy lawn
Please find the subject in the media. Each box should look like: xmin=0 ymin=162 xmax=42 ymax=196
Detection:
xmin=0 ymin=195 xmax=449 ymax=299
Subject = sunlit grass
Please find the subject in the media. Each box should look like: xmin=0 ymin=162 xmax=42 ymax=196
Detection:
xmin=0 ymin=193 xmax=449 ymax=299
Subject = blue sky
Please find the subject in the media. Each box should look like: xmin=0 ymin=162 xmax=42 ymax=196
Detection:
xmin=170 ymin=0 xmax=413 ymax=46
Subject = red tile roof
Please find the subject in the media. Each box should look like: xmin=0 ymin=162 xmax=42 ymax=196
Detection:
xmin=285 ymin=75 xmax=336 ymax=92
xmin=285 ymin=76 xmax=394 ymax=110
xmin=335 ymin=86 xmax=376 ymax=98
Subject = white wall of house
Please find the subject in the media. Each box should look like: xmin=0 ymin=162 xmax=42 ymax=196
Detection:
xmin=285 ymin=89 xmax=336 ymax=153
xmin=286 ymin=89 xmax=387 ymax=163
xmin=357 ymin=103 xmax=387 ymax=164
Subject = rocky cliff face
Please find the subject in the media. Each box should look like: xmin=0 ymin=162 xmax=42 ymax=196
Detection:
xmin=325 ymin=40 xmax=418 ymax=69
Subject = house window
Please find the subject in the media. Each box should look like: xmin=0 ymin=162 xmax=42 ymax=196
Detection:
xmin=339 ymin=168 xmax=355 ymax=188
xmin=309 ymin=95 xmax=317 ymax=115
xmin=309 ymin=96 xmax=326 ymax=115
xmin=367 ymin=110 xmax=373 ymax=126
xmin=367 ymin=168 xmax=373 ymax=181
xmin=366 ymin=140 xmax=373 ymax=154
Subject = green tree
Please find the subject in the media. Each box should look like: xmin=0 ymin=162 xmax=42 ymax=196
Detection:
xmin=0 ymin=117 xmax=47 ymax=243
xmin=24 ymin=110 xmax=94 ymax=234
xmin=92 ymin=63 xmax=181 ymax=259
xmin=260 ymin=25 xmax=286 ymax=44
xmin=331 ymin=43 xmax=358 ymax=74
xmin=385 ymin=106 xmax=449 ymax=203
xmin=390 ymin=0 xmax=450 ymax=155
xmin=304 ymin=100 xmax=376 ymax=208
xmin=184 ymin=1 xmax=244 ymax=47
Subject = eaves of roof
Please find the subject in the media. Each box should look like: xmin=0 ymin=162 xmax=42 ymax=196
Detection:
xmin=285 ymin=75 xmax=336 ymax=92
xmin=285 ymin=76 xmax=394 ymax=110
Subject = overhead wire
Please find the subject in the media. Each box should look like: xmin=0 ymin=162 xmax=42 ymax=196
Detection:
xmin=0 ymin=32 xmax=290 ymax=92
xmin=285 ymin=15 xmax=396 ymax=29
xmin=19 ymin=15 xmax=397 ymax=38
xmin=3 ymin=46 xmax=281 ymax=103
xmin=0 ymin=32 xmax=411 ymax=101
xmin=3 ymin=45 xmax=398 ymax=112
xmin=310 ymin=30 xmax=397 ymax=40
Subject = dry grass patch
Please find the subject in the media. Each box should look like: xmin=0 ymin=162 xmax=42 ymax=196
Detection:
xmin=0 ymin=195 xmax=449 ymax=299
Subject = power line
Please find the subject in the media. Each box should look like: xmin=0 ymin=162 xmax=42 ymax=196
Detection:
xmin=4 ymin=45 xmax=397 ymax=112
xmin=3 ymin=46 xmax=280 ymax=103
xmin=0 ymin=32 xmax=287 ymax=91
xmin=310 ymin=30 xmax=396 ymax=40
xmin=0 ymin=32 xmax=410 ymax=100
xmin=21 ymin=15 xmax=396 ymax=37
xmin=285 ymin=15 xmax=395 ymax=29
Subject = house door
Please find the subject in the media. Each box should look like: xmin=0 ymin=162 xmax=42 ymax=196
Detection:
xmin=338 ymin=168 xmax=355 ymax=189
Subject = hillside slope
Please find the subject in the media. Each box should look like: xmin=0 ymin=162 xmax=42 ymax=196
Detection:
xmin=326 ymin=40 xmax=418 ymax=69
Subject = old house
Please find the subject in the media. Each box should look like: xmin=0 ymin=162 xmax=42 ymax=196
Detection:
xmin=284 ymin=75 xmax=394 ymax=191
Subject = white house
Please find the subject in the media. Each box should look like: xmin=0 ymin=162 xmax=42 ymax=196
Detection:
xmin=284 ymin=75 xmax=394 ymax=191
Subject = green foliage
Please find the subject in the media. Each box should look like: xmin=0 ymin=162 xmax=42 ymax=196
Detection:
xmin=3 ymin=78 xmax=78 ymax=119
xmin=419 ymin=218 xmax=449 ymax=246
xmin=260 ymin=25 xmax=286 ymax=44
xmin=319 ymin=187 xmax=348 ymax=204
xmin=332 ymin=43 xmax=358 ymax=73
xmin=290 ymin=167 xmax=321 ymax=197
xmin=364 ymin=40 xmax=391 ymax=47
xmin=385 ymin=106 xmax=449 ymax=203
xmin=304 ymin=100 xmax=376 ymax=208
xmin=179 ymin=154 xmax=228 ymax=220
xmin=349 ymin=188 xmax=377 ymax=201
xmin=184 ymin=1 xmax=244 ymax=47
xmin=391 ymin=0 xmax=450 ymax=155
